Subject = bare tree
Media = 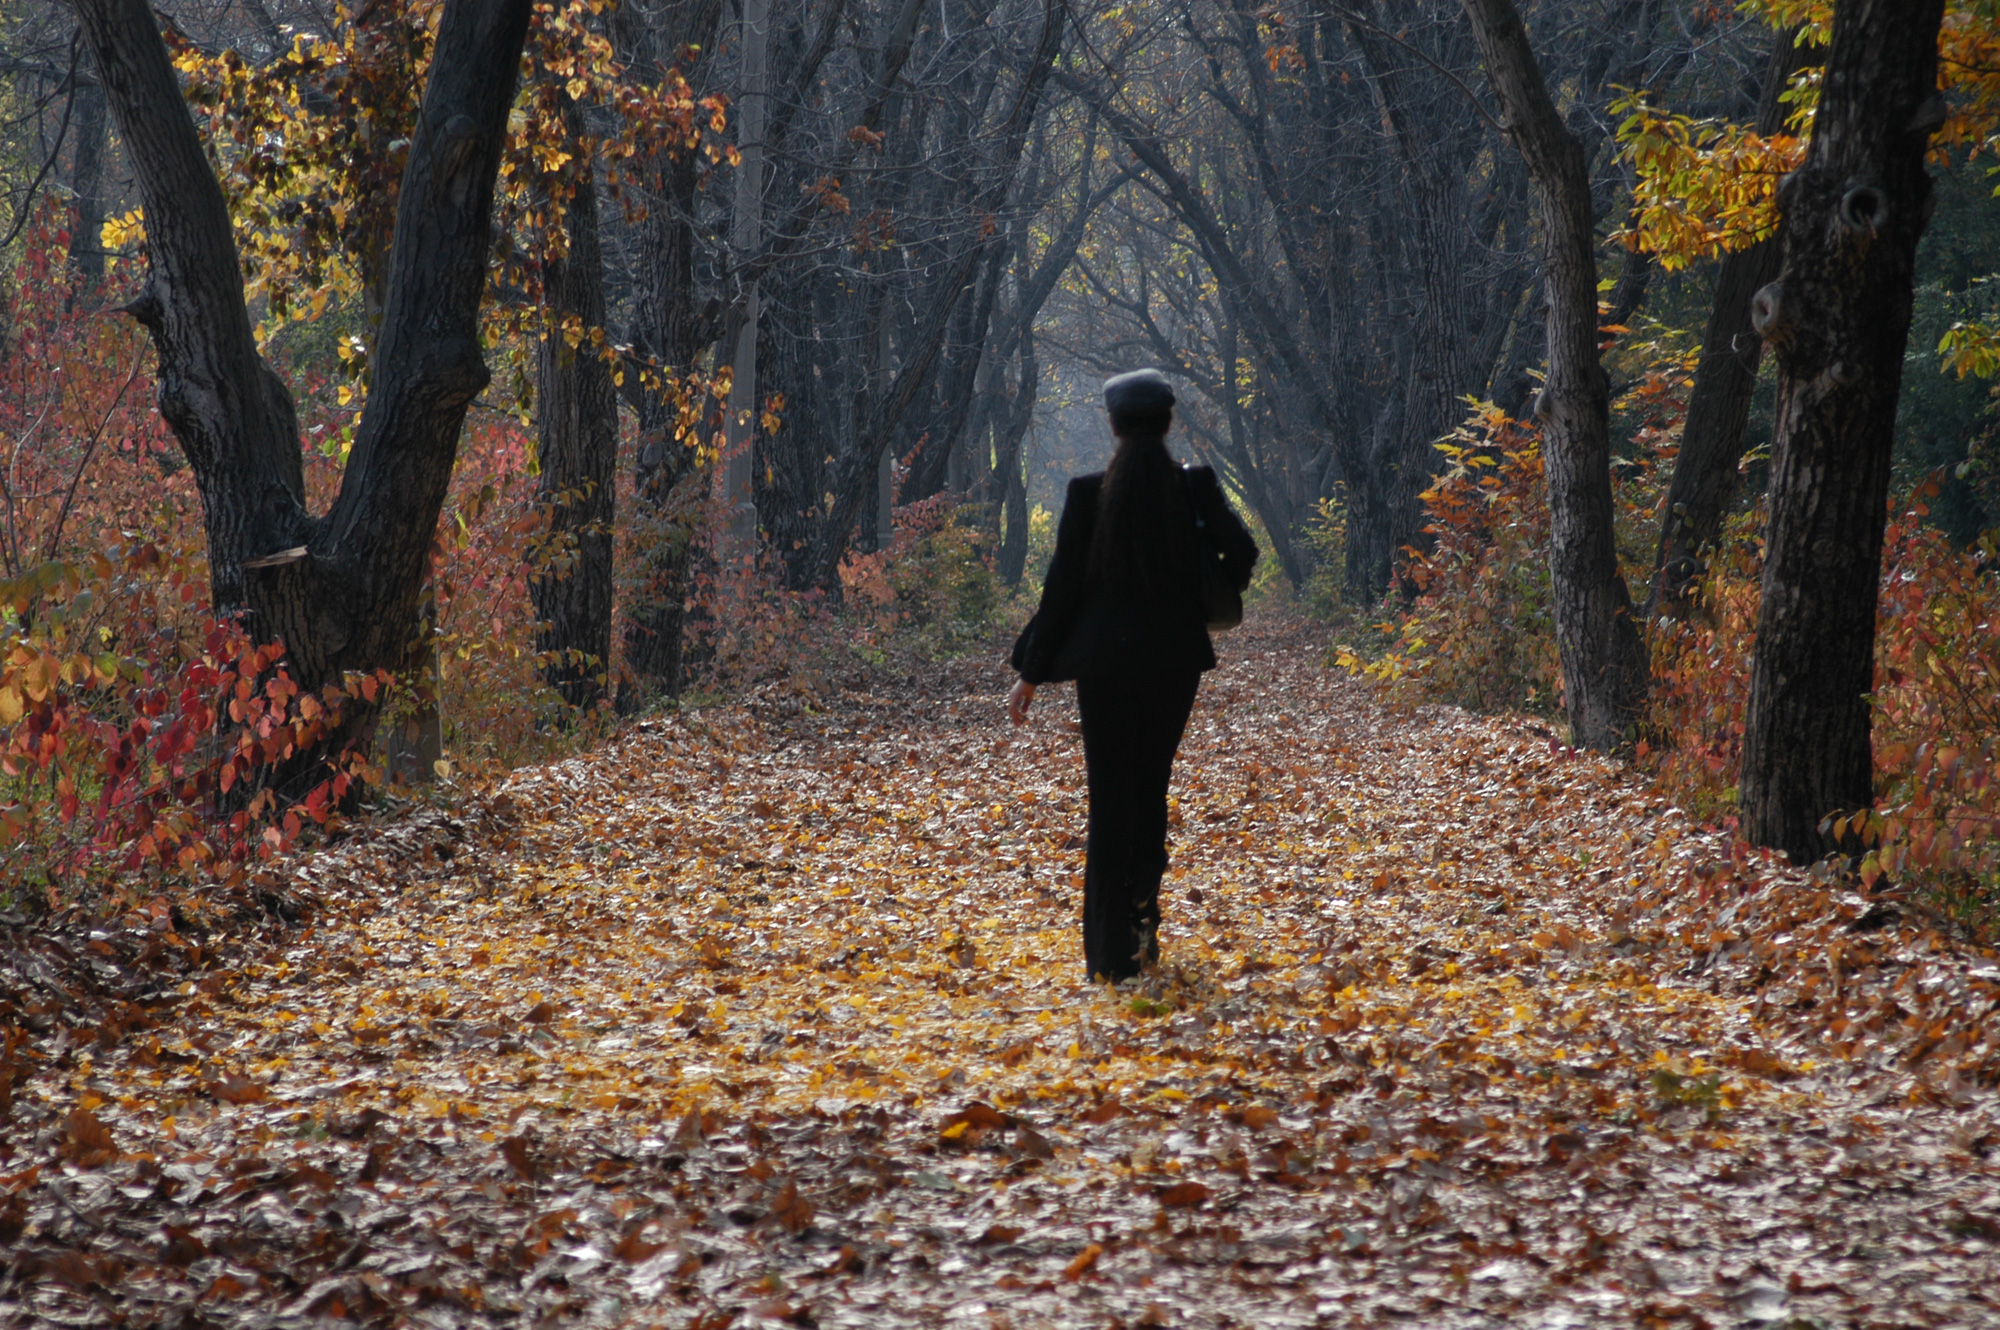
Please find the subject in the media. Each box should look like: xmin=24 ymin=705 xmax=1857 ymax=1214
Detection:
xmin=1462 ymin=0 xmax=1649 ymax=750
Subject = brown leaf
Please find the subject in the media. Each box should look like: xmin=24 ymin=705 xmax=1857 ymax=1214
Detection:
xmin=673 ymin=1107 xmax=708 ymax=1151
xmin=976 ymin=1224 xmax=1025 ymax=1245
xmin=1014 ymin=1123 xmax=1055 ymax=1160
xmin=996 ymin=1041 xmax=1038 ymax=1066
xmin=279 ymin=1163 xmax=338 ymax=1192
xmin=357 ymin=1142 xmax=391 ymax=1184
xmin=44 ymin=1250 xmax=117 ymax=1290
xmin=208 ymin=1074 xmax=269 ymax=1105
xmin=524 ymin=1000 xmax=555 ymax=1024
xmin=59 ymin=1106 xmax=118 ymax=1167
xmin=770 ymin=1179 xmax=815 ymax=1234
xmin=0 ymin=1194 xmax=27 ymax=1245
xmin=202 ymin=1274 xmax=247 ymax=1301
xmin=614 ymin=1224 xmax=669 ymax=1263
xmin=500 ymin=1134 xmax=538 ymax=1182
xmin=1157 ymin=1181 xmax=1213 ymax=1208
xmin=943 ymin=1101 xmax=1012 ymax=1133
xmin=161 ymin=1225 xmax=207 ymax=1265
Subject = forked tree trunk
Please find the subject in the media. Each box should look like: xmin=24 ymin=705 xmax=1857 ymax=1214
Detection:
xmin=1463 ymin=0 xmax=1649 ymax=751
xmin=1648 ymin=27 xmax=1812 ymax=617
xmin=532 ymin=96 xmax=617 ymax=711
xmin=74 ymin=0 xmax=532 ymax=774
xmin=1740 ymin=0 xmax=1946 ymax=863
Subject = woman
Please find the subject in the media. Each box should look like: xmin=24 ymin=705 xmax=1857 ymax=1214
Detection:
xmin=1007 ymin=369 xmax=1258 ymax=982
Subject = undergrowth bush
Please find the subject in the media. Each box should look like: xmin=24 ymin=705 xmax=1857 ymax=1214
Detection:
xmin=1346 ymin=390 xmax=2000 ymax=932
xmin=1 ymin=547 xmax=383 ymax=910
xmin=1334 ymin=406 xmax=1560 ymax=715
xmin=0 ymin=217 xmax=588 ymax=914
xmin=1299 ymin=498 xmax=1348 ymax=620
xmin=838 ymin=494 xmax=1004 ymax=660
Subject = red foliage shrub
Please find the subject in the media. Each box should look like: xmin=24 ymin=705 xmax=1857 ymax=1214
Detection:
xmin=1 ymin=548 xmax=382 ymax=906
xmin=0 ymin=217 xmax=546 ymax=909
xmin=1356 ymin=393 xmax=2000 ymax=922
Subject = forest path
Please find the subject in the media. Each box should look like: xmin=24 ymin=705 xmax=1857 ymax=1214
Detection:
xmin=10 ymin=614 xmax=2000 ymax=1329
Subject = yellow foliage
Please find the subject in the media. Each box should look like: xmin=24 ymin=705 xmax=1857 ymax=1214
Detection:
xmin=1619 ymin=2 xmax=2000 ymax=270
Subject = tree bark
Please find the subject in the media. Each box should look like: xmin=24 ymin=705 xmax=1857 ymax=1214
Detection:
xmin=1648 ymin=27 xmax=1811 ymax=618
xmin=615 ymin=0 xmax=724 ymax=704
xmin=1349 ymin=11 xmax=1482 ymax=601
xmin=1739 ymin=0 xmax=1945 ymax=863
xmin=991 ymin=329 xmax=1038 ymax=585
xmin=74 ymin=0 xmax=532 ymax=772
xmin=719 ymin=0 xmax=770 ymax=556
xmin=531 ymin=95 xmax=616 ymax=712
xmin=66 ymin=69 xmax=107 ymax=304
xmin=1462 ymin=0 xmax=1649 ymax=751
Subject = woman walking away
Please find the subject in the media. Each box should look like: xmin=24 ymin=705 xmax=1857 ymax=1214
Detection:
xmin=1007 ymin=369 xmax=1258 ymax=982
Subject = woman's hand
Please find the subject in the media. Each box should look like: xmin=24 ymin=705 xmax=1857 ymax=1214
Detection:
xmin=1007 ymin=679 xmax=1037 ymax=726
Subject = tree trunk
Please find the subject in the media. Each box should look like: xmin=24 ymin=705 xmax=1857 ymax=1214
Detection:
xmin=719 ymin=0 xmax=770 ymax=557
xmin=1648 ymin=27 xmax=1811 ymax=618
xmin=74 ymin=0 xmax=532 ymax=777
xmin=614 ymin=0 xmax=724 ymax=705
xmin=531 ymin=96 xmax=616 ymax=712
xmin=992 ymin=330 xmax=1038 ymax=584
xmin=1739 ymin=0 xmax=1946 ymax=863
xmin=1463 ymin=0 xmax=1649 ymax=751
xmin=1350 ymin=14 xmax=1481 ymax=601
xmin=66 ymin=70 xmax=107 ymax=304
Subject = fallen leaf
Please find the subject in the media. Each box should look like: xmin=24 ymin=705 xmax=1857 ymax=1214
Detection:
xmin=614 ymin=1225 xmax=668 ymax=1263
xmin=207 ymin=1073 xmax=269 ymax=1105
xmin=58 ymin=1107 xmax=118 ymax=1168
xmin=500 ymin=1135 xmax=537 ymax=1181
xmin=1014 ymin=1123 xmax=1055 ymax=1159
xmin=1063 ymin=1242 xmax=1104 ymax=1280
xmin=770 ymin=1179 xmax=815 ymax=1234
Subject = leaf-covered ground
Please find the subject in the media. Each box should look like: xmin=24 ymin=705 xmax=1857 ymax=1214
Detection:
xmin=6 ymin=614 xmax=2000 ymax=1329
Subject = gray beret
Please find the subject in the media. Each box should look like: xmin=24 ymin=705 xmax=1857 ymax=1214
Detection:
xmin=1103 ymin=368 xmax=1176 ymax=415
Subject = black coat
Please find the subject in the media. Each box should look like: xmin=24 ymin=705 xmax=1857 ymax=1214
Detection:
xmin=1011 ymin=464 xmax=1258 ymax=684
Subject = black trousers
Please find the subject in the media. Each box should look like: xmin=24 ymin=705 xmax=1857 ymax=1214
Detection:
xmin=1076 ymin=670 xmax=1201 ymax=981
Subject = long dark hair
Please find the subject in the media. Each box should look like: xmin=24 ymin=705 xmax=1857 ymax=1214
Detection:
xmin=1088 ymin=406 xmax=1194 ymax=594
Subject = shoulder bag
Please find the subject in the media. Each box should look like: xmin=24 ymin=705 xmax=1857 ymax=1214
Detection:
xmin=1184 ymin=467 xmax=1243 ymax=632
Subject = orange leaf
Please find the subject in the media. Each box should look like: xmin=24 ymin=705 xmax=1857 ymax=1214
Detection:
xmin=1062 ymin=1242 xmax=1104 ymax=1280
